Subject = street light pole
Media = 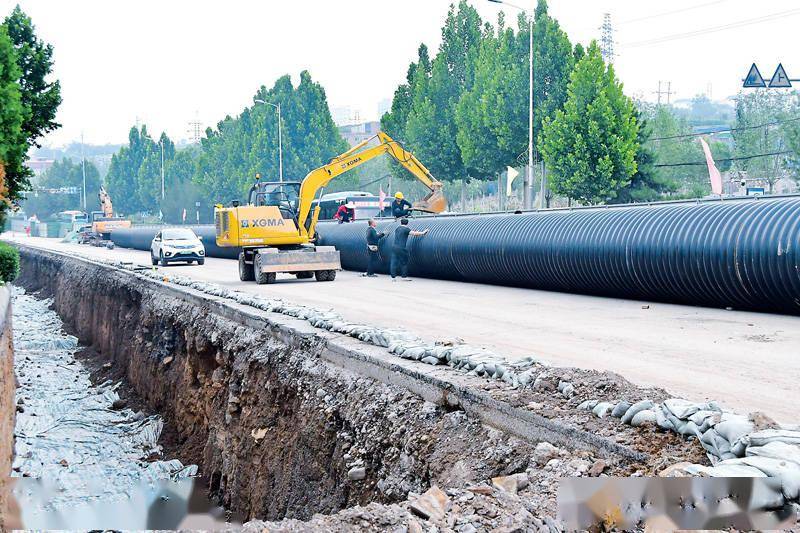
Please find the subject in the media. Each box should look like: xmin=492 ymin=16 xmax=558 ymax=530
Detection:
xmin=488 ymin=0 xmax=534 ymax=209
xmin=80 ymin=132 xmax=87 ymax=211
xmin=160 ymin=139 xmax=165 ymax=200
xmin=255 ymin=99 xmax=283 ymax=182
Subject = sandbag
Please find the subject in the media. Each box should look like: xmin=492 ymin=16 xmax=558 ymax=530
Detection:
xmin=746 ymin=442 xmax=800 ymax=466
xmin=622 ymin=400 xmax=655 ymax=425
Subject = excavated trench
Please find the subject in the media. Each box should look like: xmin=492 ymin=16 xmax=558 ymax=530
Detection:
xmin=16 ymin=248 xmax=547 ymax=523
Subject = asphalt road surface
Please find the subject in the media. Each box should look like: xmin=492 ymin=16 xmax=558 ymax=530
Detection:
xmin=9 ymin=235 xmax=800 ymax=424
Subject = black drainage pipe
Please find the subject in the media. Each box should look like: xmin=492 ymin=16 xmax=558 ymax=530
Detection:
xmin=109 ymin=198 xmax=800 ymax=314
xmin=315 ymin=198 xmax=800 ymax=314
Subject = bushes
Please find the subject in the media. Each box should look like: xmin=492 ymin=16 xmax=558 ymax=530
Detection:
xmin=0 ymin=242 xmax=19 ymax=283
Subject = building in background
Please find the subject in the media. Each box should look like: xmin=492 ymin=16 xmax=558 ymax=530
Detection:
xmin=26 ymin=157 xmax=55 ymax=177
xmin=339 ymin=121 xmax=380 ymax=147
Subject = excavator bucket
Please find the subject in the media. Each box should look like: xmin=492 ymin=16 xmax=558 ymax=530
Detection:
xmin=413 ymin=184 xmax=447 ymax=214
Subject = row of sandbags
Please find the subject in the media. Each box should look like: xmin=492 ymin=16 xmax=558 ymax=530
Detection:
xmin=578 ymin=396 xmax=800 ymax=503
xmin=90 ymin=258 xmax=553 ymax=391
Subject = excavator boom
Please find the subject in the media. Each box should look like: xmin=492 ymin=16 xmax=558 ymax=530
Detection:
xmin=297 ymin=132 xmax=445 ymax=235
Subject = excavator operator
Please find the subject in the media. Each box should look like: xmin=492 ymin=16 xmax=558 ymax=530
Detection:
xmin=391 ymin=192 xmax=413 ymax=218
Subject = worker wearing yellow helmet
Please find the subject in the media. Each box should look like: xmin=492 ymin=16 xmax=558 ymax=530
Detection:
xmin=391 ymin=191 xmax=413 ymax=218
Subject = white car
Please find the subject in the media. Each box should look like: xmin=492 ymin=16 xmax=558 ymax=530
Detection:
xmin=151 ymin=227 xmax=205 ymax=266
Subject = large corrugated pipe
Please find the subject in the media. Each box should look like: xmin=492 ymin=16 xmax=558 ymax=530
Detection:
xmin=110 ymin=225 xmax=240 ymax=259
xmin=109 ymin=198 xmax=800 ymax=314
xmin=315 ymin=198 xmax=800 ymax=314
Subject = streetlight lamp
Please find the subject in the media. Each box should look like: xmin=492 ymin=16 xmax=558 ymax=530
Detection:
xmin=488 ymin=0 xmax=534 ymax=209
xmin=254 ymin=98 xmax=283 ymax=182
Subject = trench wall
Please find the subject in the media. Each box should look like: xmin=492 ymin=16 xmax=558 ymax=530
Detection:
xmin=0 ymin=286 xmax=13 ymax=530
xmin=15 ymin=246 xmax=554 ymax=521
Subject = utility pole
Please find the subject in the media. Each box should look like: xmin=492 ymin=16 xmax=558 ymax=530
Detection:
xmin=160 ymin=139 xmax=165 ymax=200
xmin=653 ymin=81 xmax=674 ymax=105
xmin=277 ymin=102 xmax=283 ymax=183
xmin=488 ymin=0 xmax=534 ymax=209
xmin=254 ymin=99 xmax=283 ymax=182
xmin=80 ymin=132 xmax=87 ymax=211
xmin=600 ymin=13 xmax=614 ymax=63
xmin=526 ymin=1 xmax=533 ymax=210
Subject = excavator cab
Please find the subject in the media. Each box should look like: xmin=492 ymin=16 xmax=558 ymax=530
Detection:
xmin=248 ymin=180 xmax=300 ymax=221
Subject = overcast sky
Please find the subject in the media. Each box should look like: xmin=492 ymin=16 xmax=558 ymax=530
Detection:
xmin=2 ymin=0 xmax=798 ymax=147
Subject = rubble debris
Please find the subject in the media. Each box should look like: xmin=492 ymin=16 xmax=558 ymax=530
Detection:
xmin=347 ymin=466 xmax=367 ymax=481
xmin=533 ymin=442 xmax=561 ymax=466
xmin=409 ymin=486 xmax=449 ymax=520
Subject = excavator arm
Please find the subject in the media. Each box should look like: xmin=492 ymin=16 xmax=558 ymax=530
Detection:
xmin=98 ymin=186 xmax=114 ymax=217
xmin=297 ymin=132 xmax=445 ymax=236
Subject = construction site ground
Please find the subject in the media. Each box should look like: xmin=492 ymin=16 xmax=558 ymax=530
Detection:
xmin=7 ymin=234 xmax=800 ymax=424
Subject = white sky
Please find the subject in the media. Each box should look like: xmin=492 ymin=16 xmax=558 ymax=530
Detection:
xmin=1 ymin=0 xmax=798 ymax=147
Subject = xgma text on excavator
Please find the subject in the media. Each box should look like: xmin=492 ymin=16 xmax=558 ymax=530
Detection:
xmin=78 ymin=186 xmax=131 ymax=248
xmin=215 ymin=131 xmax=446 ymax=284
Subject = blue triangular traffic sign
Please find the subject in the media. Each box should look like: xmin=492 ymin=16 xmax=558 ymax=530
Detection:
xmin=743 ymin=63 xmax=766 ymax=88
xmin=769 ymin=63 xmax=792 ymax=88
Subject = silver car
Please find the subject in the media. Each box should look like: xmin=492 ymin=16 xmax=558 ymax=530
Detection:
xmin=150 ymin=228 xmax=206 ymax=266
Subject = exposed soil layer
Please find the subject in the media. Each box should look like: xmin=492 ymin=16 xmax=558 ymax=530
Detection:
xmin=0 ymin=288 xmax=14 ymax=531
xmin=16 ymin=246 xmax=709 ymax=529
xmin=17 ymin=250 xmax=543 ymax=521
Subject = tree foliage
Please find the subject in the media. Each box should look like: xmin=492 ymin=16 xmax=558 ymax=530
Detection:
xmin=640 ymin=103 xmax=732 ymax=198
xmin=732 ymin=90 xmax=797 ymax=192
xmin=195 ymin=71 xmax=347 ymax=203
xmin=21 ymin=158 xmax=101 ymax=218
xmin=105 ymin=126 xmax=202 ymax=217
xmin=0 ymin=24 xmax=24 ymax=204
xmin=106 ymin=126 xmax=155 ymax=214
xmin=1 ymin=6 xmax=61 ymax=205
xmin=382 ymin=0 xmax=586 ymax=190
xmin=540 ymin=42 xmax=639 ymax=204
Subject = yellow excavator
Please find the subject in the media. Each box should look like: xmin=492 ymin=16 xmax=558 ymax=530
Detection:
xmin=78 ymin=186 xmax=131 ymax=248
xmin=215 ymin=131 xmax=446 ymax=284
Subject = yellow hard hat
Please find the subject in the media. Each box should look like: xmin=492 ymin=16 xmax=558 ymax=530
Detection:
xmin=394 ymin=192 xmax=404 ymax=199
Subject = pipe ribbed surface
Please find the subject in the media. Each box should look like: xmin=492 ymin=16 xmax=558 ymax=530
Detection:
xmin=111 ymin=225 xmax=240 ymax=259
xmin=109 ymin=198 xmax=800 ymax=314
xmin=315 ymin=198 xmax=800 ymax=314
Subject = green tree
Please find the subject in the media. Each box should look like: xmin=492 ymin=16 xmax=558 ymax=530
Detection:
xmin=531 ymin=1 xmax=577 ymax=148
xmin=383 ymin=0 xmax=578 ymax=189
xmin=22 ymin=158 xmax=101 ymax=218
xmin=643 ymin=103 xmax=732 ymax=197
xmin=732 ymin=90 xmax=796 ymax=193
xmin=1 ymin=6 xmax=61 ymax=205
xmin=381 ymin=44 xmax=430 ymax=142
xmin=106 ymin=125 xmax=173 ymax=214
xmin=196 ymin=71 xmax=347 ymax=204
xmin=612 ymin=108 xmax=678 ymax=203
xmin=0 ymin=25 xmax=24 ymax=205
xmin=455 ymin=13 xmax=527 ymax=178
xmin=401 ymin=1 xmax=484 ymax=182
xmin=540 ymin=42 xmax=639 ymax=204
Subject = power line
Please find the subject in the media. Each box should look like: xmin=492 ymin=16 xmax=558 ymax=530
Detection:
xmin=654 ymin=149 xmax=793 ymax=168
xmin=623 ymin=8 xmax=800 ymax=48
xmin=647 ymin=116 xmax=800 ymax=142
xmin=616 ymin=0 xmax=729 ymax=26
